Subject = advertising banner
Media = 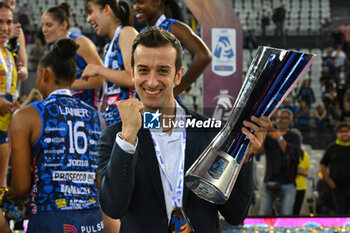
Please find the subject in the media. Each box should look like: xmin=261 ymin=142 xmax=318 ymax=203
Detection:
xmin=183 ymin=0 xmax=243 ymax=121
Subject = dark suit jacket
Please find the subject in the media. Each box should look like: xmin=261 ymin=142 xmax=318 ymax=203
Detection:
xmin=98 ymin=107 xmax=253 ymax=233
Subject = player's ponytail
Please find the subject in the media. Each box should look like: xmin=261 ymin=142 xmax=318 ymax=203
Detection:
xmin=40 ymin=38 xmax=79 ymax=85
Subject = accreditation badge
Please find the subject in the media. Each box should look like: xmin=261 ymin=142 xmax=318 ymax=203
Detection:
xmin=5 ymin=93 xmax=13 ymax=102
xmin=168 ymin=207 xmax=194 ymax=233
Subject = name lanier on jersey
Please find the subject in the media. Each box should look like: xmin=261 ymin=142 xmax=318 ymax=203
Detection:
xmin=43 ymin=97 xmax=90 ymax=118
xmin=59 ymin=106 xmax=89 ymax=117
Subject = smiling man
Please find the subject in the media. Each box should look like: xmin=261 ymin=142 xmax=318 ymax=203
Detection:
xmin=97 ymin=27 xmax=270 ymax=233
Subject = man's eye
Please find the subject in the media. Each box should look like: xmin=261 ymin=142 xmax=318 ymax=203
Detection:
xmin=159 ymin=69 xmax=169 ymax=74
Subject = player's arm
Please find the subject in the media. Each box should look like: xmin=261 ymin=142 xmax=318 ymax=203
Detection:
xmin=72 ymin=36 xmax=104 ymax=90
xmin=7 ymin=106 xmax=40 ymax=199
xmin=170 ymin=22 xmax=212 ymax=96
xmin=17 ymin=29 xmax=28 ymax=81
xmin=81 ymin=27 xmax=138 ymax=89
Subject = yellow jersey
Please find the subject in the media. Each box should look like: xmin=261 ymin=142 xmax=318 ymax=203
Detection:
xmin=295 ymin=150 xmax=311 ymax=191
xmin=0 ymin=48 xmax=17 ymax=132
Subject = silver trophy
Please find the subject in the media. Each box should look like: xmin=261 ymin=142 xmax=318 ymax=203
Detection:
xmin=185 ymin=46 xmax=315 ymax=204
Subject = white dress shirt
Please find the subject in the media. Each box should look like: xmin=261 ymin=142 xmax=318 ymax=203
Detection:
xmin=116 ymin=101 xmax=186 ymax=221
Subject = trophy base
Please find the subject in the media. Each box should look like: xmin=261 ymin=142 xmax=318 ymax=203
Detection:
xmin=185 ymin=175 xmax=227 ymax=204
xmin=185 ymin=147 xmax=240 ymax=204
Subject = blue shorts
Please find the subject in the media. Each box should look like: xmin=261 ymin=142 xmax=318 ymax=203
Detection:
xmin=27 ymin=208 xmax=104 ymax=233
xmin=0 ymin=131 xmax=8 ymax=145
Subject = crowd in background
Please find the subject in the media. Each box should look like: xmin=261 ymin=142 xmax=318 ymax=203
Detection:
xmin=242 ymin=2 xmax=350 ymax=137
xmin=277 ymin=18 xmax=350 ymax=135
xmin=241 ymin=1 xmax=350 ymax=218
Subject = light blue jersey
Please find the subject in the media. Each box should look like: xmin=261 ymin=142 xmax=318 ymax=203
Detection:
xmin=102 ymin=26 xmax=136 ymax=126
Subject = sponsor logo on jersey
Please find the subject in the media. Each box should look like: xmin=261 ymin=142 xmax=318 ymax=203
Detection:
xmin=60 ymin=184 xmax=91 ymax=195
xmin=107 ymin=95 xmax=120 ymax=106
xmin=44 ymin=137 xmax=65 ymax=144
xmin=67 ymin=159 xmax=89 ymax=167
xmin=44 ymin=148 xmax=65 ymax=154
xmin=63 ymin=224 xmax=78 ymax=233
xmin=45 ymin=127 xmax=66 ymax=133
xmin=81 ymin=221 xmax=104 ymax=233
xmin=53 ymin=171 xmax=95 ymax=184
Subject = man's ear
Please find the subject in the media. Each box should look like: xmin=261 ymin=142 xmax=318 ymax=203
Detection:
xmin=174 ymin=67 xmax=184 ymax=86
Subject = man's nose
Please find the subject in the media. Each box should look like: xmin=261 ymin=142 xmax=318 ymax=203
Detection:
xmin=146 ymin=72 xmax=159 ymax=88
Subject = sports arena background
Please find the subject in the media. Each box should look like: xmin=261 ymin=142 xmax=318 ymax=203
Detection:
xmin=7 ymin=0 xmax=350 ymax=232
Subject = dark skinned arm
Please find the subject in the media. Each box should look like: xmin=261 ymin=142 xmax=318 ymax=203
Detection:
xmin=170 ymin=22 xmax=212 ymax=96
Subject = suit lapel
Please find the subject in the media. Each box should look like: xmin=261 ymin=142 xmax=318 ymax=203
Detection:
xmin=138 ymin=128 xmax=167 ymax=213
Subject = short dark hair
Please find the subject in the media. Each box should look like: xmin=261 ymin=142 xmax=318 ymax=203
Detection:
xmin=335 ymin=122 xmax=350 ymax=133
xmin=0 ymin=2 xmax=12 ymax=13
xmin=39 ymin=38 xmax=79 ymax=85
xmin=131 ymin=26 xmax=183 ymax=73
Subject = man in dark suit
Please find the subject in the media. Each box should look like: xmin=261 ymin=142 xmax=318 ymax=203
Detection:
xmin=98 ymin=27 xmax=270 ymax=233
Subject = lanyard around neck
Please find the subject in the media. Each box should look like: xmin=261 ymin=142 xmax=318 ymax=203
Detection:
xmin=0 ymin=48 xmax=13 ymax=93
xmin=104 ymin=25 xmax=122 ymax=68
xmin=155 ymin=14 xmax=166 ymax=27
xmin=151 ymin=129 xmax=186 ymax=209
xmin=103 ymin=25 xmax=122 ymax=94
